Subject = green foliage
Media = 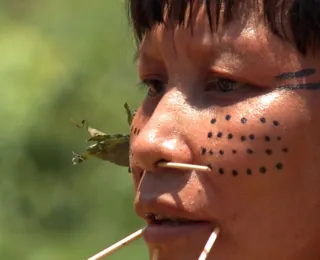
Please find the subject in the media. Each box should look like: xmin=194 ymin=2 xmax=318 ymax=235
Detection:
xmin=0 ymin=1 xmax=147 ymax=259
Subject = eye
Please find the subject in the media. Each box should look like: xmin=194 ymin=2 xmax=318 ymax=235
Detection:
xmin=205 ymin=78 xmax=245 ymax=93
xmin=139 ymin=79 xmax=165 ymax=97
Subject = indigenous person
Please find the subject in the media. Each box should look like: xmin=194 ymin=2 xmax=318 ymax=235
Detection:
xmin=128 ymin=0 xmax=320 ymax=259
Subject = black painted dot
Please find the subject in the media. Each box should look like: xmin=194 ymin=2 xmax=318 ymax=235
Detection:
xmin=217 ymin=132 xmax=223 ymax=138
xmin=228 ymin=133 xmax=233 ymax=139
xmin=226 ymin=115 xmax=231 ymax=121
xmin=218 ymin=168 xmax=224 ymax=175
xmin=219 ymin=150 xmax=224 ymax=155
xmin=259 ymin=167 xmax=267 ymax=174
xmin=201 ymin=147 xmax=207 ymax=155
xmin=249 ymin=134 xmax=255 ymax=140
xmin=208 ymin=132 xmax=213 ymax=138
xmin=282 ymin=148 xmax=288 ymax=153
xmin=232 ymin=170 xmax=239 ymax=176
xmin=247 ymin=169 xmax=252 ymax=175
xmin=260 ymin=117 xmax=266 ymax=124
xmin=273 ymin=120 xmax=280 ymax=126
xmin=241 ymin=117 xmax=247 ymax=124
xmin=211 ymin=118 xmax=216 ymax=124
xmin=276 ymin=163 xmax=283 ymax=170
xmin=241 ymin=136 xmax=247 ymax=141
xmin=232 ymin=149 xmax=237 ymax=154
xmin=209 ymin=150 xmax=214 ymax=155
xmin=265 ymin=136 xmax=271 ymax=142
xmin=277 ymin=136 xmax=282 ymax=141
xmin=265 ymin=149 xmax=273 ymax=155
xmin=247 ymin=149 xmax=253 ymax=154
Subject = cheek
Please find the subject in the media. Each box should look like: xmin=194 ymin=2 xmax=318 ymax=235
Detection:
xmin=198 ymin=97 xmax=314 ymax=204
xmin=200 ymin=114 xmax=288 ymax=176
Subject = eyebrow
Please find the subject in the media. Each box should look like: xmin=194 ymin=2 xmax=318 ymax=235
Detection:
xmin=275 ymin=68 xmax=316 ymax=80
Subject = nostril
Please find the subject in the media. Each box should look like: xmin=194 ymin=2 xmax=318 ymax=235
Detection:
xmin=154 ymin=158 xmax=169 ymax=168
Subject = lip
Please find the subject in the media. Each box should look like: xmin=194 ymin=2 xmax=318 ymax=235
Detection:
xmin=143 ymin=222 xmax=214 ymax=245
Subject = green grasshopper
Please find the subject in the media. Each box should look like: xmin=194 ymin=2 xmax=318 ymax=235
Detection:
xmin=71 ymin=103 xmax=136 ymax=168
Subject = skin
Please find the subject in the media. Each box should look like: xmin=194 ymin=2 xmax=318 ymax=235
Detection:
xmin=129 ymin=1 xmax=320 ymax=259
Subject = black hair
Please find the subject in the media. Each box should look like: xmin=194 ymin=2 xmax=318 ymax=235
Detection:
xmin=127 ymin=0 xmax=320 ymax=55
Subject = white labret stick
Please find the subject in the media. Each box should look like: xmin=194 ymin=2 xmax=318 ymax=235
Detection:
xmin=152 ymin=248 xmax=159 ymax=260
xmin=198 ymin=227 xmax=220 ymax=260
xmin=87 ymin=227 xmax=145 ymax=260
xmin=157 ymin=162 xmax=211 ymax=172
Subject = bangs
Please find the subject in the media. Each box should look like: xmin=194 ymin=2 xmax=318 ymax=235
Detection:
xmin=127 ymin=0 xmax=320 ymax=55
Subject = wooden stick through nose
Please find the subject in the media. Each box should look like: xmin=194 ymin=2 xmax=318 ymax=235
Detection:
xmin=156 ymin=162 xmax=212 ymax=172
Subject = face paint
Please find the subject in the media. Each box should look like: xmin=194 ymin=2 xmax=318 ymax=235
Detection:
xmin=200 ymin=116 xmax=287 ymax=177
xmin=276 ymin=68 xmax=320 ymax=90
xmin=276 ymin=68 xmax=316 ymax=80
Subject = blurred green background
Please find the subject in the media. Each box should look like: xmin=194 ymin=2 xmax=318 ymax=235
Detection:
xmin=0 ymin=0 xmax=147 ymax=259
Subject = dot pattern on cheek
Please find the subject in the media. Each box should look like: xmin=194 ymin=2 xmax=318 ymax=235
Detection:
xmin=200 ymin=117 xmax=287 ymax=176
xmin=241 ymin=118 xmax=247 ymax=124
xmin=132 ymin=126 xmax=141 ymax=136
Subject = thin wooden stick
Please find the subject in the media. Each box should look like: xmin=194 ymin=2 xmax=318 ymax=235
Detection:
xmin=152 ymin=248 xmax=159 ymax=260
xmin=87 ymin=227 xmax=145 ymax=260
xmin=157 ymin=162 xmax=211 ymax=172
xmin=198 ymin=227 xmax=220 ymax=260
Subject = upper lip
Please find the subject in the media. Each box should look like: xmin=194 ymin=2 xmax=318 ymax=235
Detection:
xmin=135 ymin=194 xmax=212 ymax=225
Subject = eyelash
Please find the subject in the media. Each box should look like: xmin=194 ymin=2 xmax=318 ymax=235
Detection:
xmin=138 ymin=77 xmax=247 ymax=97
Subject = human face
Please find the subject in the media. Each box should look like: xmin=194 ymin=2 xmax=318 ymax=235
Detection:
xmin=129 ymin=1 xmax=320 ymax=259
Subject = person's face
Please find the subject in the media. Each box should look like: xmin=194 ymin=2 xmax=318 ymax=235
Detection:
xmin=129 ymin=1 xmax=320 ymax=259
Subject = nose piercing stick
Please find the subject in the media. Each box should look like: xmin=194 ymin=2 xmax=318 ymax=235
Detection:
xmin=157 ymin=162 xmax=211 ymax=172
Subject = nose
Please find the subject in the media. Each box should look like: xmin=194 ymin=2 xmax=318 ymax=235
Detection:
xmin=130 ymin=93 xmax=193 ymax=172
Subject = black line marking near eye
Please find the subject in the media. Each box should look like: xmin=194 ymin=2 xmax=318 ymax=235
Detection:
xmin=211 ymin=118 xmax=216 ymax=124
xmin=282 ymin=148 xmax=289 ymax=153
xmin=217 ymin=132 xmax=223 ymax=138
xmin=134 ymin=128 xmax=137 ymax=134
xmin=232 ymin=149 xmax=237 ymax=154
xmin=260 ymin=117 xmax=266 ymax=124
xmin=218 ymin=168 xmax=224 ymax=175
xmin=276 ymin=163 xmax=283 ymax=170
xmin=249 ymin=134 xmax=255 ymax=140
xmin=276 ymin=69 xmax=316 ymax=80
xmin=247 ymin=149 xmax=253 ymax=154
xmin=278 ymin=82 xmax=320 ymax=90
xmin=241 ymin=136 xmax=247 ymax=141
xmin=277 ymin=136 xmax=282 ymax=141
xmin=226 ymin=115 xmax=231 ymax=121
xmin=201 ymin=147 xmax=207 ymax=155
xmin=273 ymin=120 xmax=280 ymax=126
xmin=247 ymin=169 xmax=252 ymax=175
xmin=208 ymin=132 xmax=213 ymax=138
xmin=259 ymin=167 xmax=267 ymax=174
xmin=209 ymin=150 xmax=214 ymax=155
xmin=266 ymin=149 xmax=273 ymax=155
xmin=265 ymin=136 xmax=271 ymax=142
xmin=228 ymin=133 xmax=233 ymax=139
xmin=137 ymin=129 xmax=140 ymax=135
xmin=219 ymin=150 xmax=224 ymax=155
xmin=232 ymin=170 xmax=238 ymax=176
xmin=241 ymin=117 xmax=247 ymax=124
